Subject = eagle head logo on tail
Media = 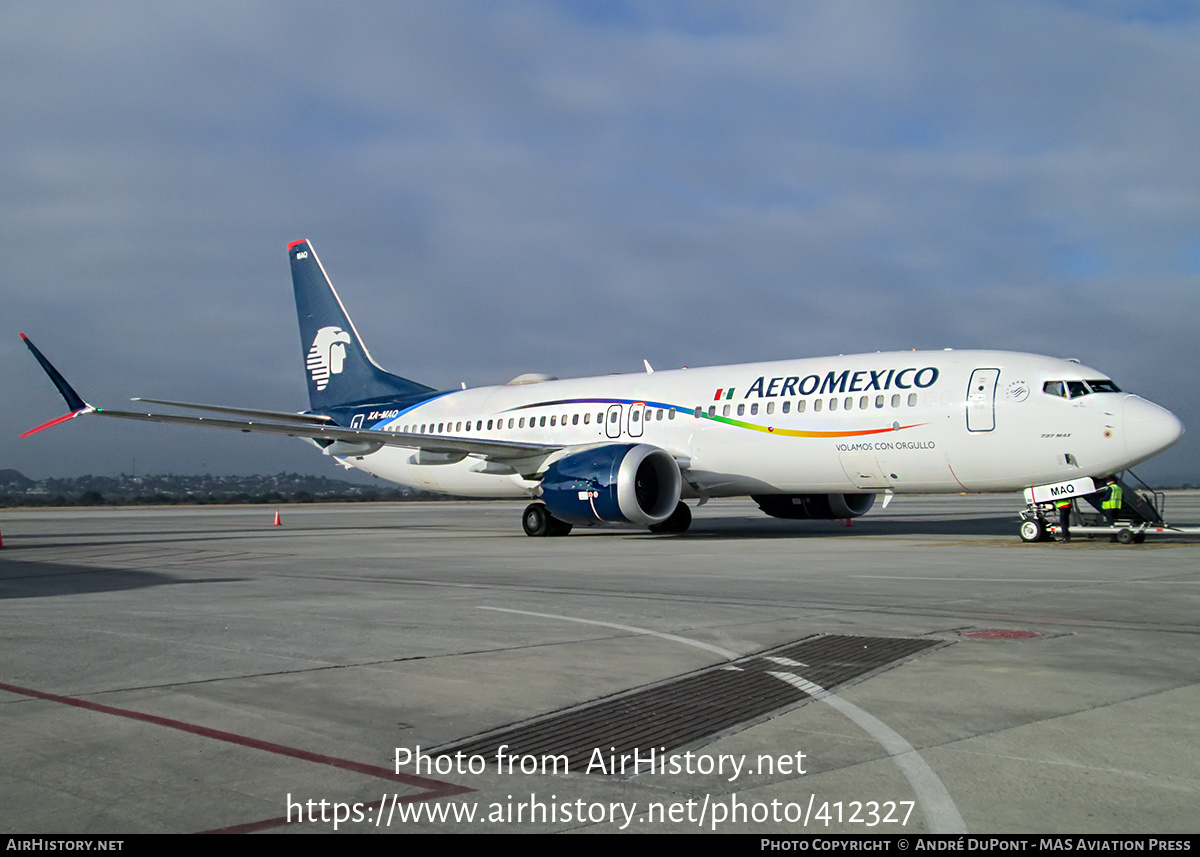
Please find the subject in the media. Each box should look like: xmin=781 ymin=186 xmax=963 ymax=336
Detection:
xmin=306 ymin=326 xmax=352 ymax=391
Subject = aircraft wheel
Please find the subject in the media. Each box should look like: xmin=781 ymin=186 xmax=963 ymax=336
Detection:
xmin=1133 ymin=533 xmax=1146 ymax=544
xmin=649 ymin=501 xmax=692 ymax=534
xmin=522 ymin=503 xmax=551 ymax=537
xmin=522 ymin=503 xmax=572 ymax=537
xmin=1019 ymin=519 xmax=1046 ymax=543
xmin=1116 ymin=528 xmax=1136 ymax=545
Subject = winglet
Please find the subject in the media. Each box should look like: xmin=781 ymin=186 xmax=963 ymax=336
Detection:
xmin=20 ymin=333 xmax=92 ymax=436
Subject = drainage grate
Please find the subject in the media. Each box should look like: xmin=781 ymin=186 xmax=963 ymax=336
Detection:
xmin=436 ymin=634 xmax=942 ymax=773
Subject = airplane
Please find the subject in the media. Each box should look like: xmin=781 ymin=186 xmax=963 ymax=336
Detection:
xmin=21 ymin=239 xmax=1184 ymax=538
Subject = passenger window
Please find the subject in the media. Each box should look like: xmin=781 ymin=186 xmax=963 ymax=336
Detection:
xmin=550 ymin=416 xmax=556 ymax=427
xmin=508 ymin=418 xmax=514 ymax=429
xmin=583 ymin=413 xmax=589 ymax=425
xmin=572 ymin=414 xmax=579 ymax=426
xmin=845 ymin=397 xmax=853 ymax=410
xmin=766 ymin=402 xmax=775 ymax=415
xmin=631 ymin=411 xmax=639 ymax=422
xmin=875 ymin=395 xmax=884 ymax=408
xmin=782 ymin=401 xmax=790 ymax=414
xmin=722 ymin=405 xmax=730 ymax=416
xmin=797 ymin=400 xmax=806 ymax=413
xmin=668 ymin=409 xmax=676 ymax=420
xmin=540 ymin=416 xmax=546 ymax=427
xmin=749 ymin=403 xmax=758 ymax=415
xmin=656 ymin=409 xmax=664 ymax=420
xmin=814 ymin=400 xmax=823 ymax=412
xmin=829 ymin=398 xmax=838 ymax=411
xmin=891 ymin=394 xmax=900 ymax=408
xmin=610 ymin=412 xmax=618 ymax=423
xmin=860 ymin=396 xmax=869 ymax=409
xmin=519 ymin=417 xmax=525 ymax=428
xmin=908 ymin=393 xmax=918 ymax=406
xmin=476 ymin=420 xmax=483 ymax=430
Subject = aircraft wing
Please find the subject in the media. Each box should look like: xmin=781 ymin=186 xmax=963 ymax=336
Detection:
xmin=89 ymin=406 xmax=560 ymax=460
xmin=19 ymin=334 xmax=560 ymax=465
xmin=130 ymin=398 xmax=337 ymax=425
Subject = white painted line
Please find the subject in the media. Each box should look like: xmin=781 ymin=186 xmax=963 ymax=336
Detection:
xmin=481 ymin=605 xmax=966 ymax=833
xmin=764 ymin=655 xmax=809 ymax=668
xmin=478 ymin=606 xmax=741 ymax=660
xmin=768 ymin=670 xmax=966 ymax=834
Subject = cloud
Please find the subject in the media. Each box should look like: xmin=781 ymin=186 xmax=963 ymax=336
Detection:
xmin=4 ymin=1 xmax=1197 ymax=485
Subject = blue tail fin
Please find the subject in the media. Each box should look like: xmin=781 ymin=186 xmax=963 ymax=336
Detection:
xmin=289 ymin=240 xmax=434 ymax=411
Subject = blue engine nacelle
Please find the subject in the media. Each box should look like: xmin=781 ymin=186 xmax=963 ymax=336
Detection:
xmin=539 ymin=443 xmax=683 ymax=526
xmin=752 ymin=493 xmax=876 ymax=520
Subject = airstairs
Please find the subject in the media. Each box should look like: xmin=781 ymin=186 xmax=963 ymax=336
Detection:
xmin=1019 ymin=471 xmax=1196 ymax=544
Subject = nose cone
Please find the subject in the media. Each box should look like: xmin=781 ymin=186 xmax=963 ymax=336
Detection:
xmin=1122 ymin=396 xmax=1184 ymax=464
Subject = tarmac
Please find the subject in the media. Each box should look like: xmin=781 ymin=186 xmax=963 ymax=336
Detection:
xmin=1 ymin=493 xmax=1198 ymax=834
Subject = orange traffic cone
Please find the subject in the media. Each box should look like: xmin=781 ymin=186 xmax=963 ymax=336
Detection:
xmin=273 ymin=510 xmax=281 ymax=526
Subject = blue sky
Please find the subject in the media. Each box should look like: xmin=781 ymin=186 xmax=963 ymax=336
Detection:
xmin=3 ymin=1 xmax=1197 ymax=484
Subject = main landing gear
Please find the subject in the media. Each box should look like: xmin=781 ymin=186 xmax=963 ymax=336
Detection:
xmin=520 ymin=500 xmax=693 ymax=536
xmin=649 ymin=501 xmax=692 ymax=534
xmin=522 ymin=503 xmax=573 ymax=537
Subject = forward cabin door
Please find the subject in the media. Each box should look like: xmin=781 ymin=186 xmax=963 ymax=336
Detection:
xmin=966 ymin=368 xmax=1000 ymax=432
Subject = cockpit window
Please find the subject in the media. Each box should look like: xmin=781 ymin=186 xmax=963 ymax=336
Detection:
xmin=1043 ymin=379 xmax=1122 ymax=399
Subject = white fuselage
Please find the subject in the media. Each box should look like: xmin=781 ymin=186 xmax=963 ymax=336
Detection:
xmin=334 ymin=349 xmax=1182 ymax=499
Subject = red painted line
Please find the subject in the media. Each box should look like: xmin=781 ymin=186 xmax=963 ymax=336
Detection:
xmin=0 ymin=680 xmax=474 ymax=832
xmin=960 ymin=629 xmax=1044 ymax=640
xmin=202 ymin=790 xmax=452 ymax=834
xmin=946 ymin=461 xmax=970 ymax=492
xmin=287 ymin=239 xmax=308 ymax=250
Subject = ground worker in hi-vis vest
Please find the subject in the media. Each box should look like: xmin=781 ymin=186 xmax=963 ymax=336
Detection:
xmin=1102 ymin=478 xmax=1123 ymax=526
xmin=1055 ymin=497 xmax=1072 ymax=542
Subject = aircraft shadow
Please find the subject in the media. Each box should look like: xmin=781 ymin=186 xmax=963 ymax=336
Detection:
xmin=0 ymin=559 xmax=239 ymax=600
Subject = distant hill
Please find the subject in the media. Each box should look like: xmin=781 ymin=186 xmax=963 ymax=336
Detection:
xmin=0 ymin=469 xmax=36 ymax=490
xmin=0 ymin=471 xmax=438 ymax=506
